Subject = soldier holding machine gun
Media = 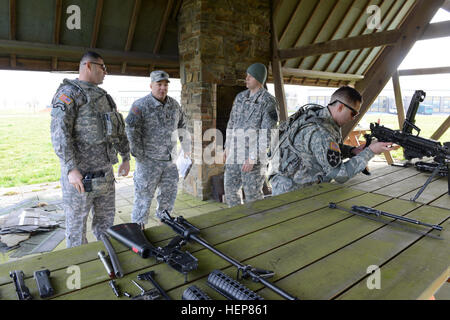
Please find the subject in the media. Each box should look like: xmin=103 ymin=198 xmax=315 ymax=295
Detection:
xmin=365 ymin=90 xmax=450 ymax=201
xmin=269 ymin=86 xmax=394 ymax=196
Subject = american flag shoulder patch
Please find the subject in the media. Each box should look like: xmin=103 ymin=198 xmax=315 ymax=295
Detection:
xmin=329 ymin=141 xmax=341 ymax=153
xmin=58 ymin=94 xmax=73 ymax=105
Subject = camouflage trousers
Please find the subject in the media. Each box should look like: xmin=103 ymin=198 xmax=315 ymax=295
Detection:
xmin=61 ymin=166 xmax=115 ymax=248
xmin=131 ymin=159 xmax=179 ymax=224
xmin=224 ymin=163 xmax=266 ymax=207
xmin=270 ymin=174 xmax=317 ymax=196
xmin=270 ymin=174 xmax=300 ymax=196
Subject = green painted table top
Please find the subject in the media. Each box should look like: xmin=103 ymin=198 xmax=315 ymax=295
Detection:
xmin=0 ymin=166 xmax=448 ymax=300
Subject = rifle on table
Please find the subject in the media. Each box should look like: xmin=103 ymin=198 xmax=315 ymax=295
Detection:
xmin=364 ymin=90 xmax=450 ymax=201
xmin=160 ymin=211 xmax=298 ymax=300
xmin=328 ymin=203 xmax=443 ymax=239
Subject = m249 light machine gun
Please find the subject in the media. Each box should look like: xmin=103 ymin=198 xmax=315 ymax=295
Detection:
xmin=364 ymin=90 xmax=450 ymax=201
xmin=160 ymin=211 xmax=298 ymax=300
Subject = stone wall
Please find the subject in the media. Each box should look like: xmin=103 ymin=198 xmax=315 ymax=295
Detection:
xmin=178 ymin=0 xmax=271 ymax=199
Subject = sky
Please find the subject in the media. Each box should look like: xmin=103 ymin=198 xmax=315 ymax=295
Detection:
xmin=0 ymin=9 xmax=448 ymax=112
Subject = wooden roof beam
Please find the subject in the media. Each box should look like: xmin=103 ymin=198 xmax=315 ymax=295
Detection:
xmin=121 ymin=0 xmax=142 ymax=74
xmin=9 ymin=0 xmax=16 ymax=68
xmin=421 ymin=20 xmax=450 ymax=39
xmin=278 ymin=20 xmax=450 ymax=61
xmin=279 ymin=29 xmax=400 ymax=60
xmin=280 ymin=67 xmax=364 ymax=82
xmin=342 ymin=0 xmax=446 ymax=138
xmin=52 ymin=0 xmax=63 ymax=70
xmin=271 ymin=0 xmax=288 ymax=122
xmin=0 ymin=40 xmax=179 ymax=66
xmin=148 ymin=0 xmax=174 ymax=73
xmin=90 ymin=0 xmax=104 ymax=48
xmin=279 ymin=0 xmax=303 ymax=45
xmin=154 ymin=0 xmax=174 ymax=54
xmin=398 ymin=66 xmax=450 ymax=76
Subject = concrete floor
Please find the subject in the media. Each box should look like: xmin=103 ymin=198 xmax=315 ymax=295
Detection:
xmin=0 ymin=173 xmax=228 ymax=264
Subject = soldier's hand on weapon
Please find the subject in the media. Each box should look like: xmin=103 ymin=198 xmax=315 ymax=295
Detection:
xmin=368 ymin=141 xmax=396 ymax=155
xmin=118 ymin=160 xmax=130 ymax=177
xmin=352 ymin=143 xmax=366 ymax=155
xmin=68 ymin=168 xmax=85 ymax=193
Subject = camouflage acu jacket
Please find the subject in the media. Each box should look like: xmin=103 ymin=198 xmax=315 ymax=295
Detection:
xmin=270 ymin=105 xmax=374 ymax=187
xmin=225 ymin=88 xmax=279 ymax=164
xmin=50 ymin=79 xmax=130 ymax=175
xmin=125 ymin=94 xmax=188 ymax=161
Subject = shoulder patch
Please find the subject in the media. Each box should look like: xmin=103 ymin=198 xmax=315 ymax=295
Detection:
xmin=131 ymin=105 xmax=142 ymax=116
xmin=329 ymin=141 xmax=341 ymax=152
xmin=58 ymin=94 xmax=73 ymax=105
xmin=327 ymin=149 xmax=341 ymax=167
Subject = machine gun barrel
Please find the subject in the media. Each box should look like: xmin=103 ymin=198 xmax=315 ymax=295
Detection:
xmin=351 ymin=205 xmax=443 ymax=231
xmin=160 ymin=212 xmax=298 ymax=300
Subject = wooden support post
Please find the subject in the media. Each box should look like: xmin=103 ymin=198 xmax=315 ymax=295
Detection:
xmin=392 ymin=71 xmax=405 ymax=128
xmin=430 ymin=116 xmax=450 ymax=141
xmin=271 ymin=0 xmax=288 ymax=122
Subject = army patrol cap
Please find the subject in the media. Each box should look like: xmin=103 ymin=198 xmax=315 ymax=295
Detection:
xmin=150 ymin=70 xmax=170 ymax=83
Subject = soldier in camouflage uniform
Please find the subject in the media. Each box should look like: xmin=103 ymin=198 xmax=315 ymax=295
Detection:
xmin=224 ymin=63 xmax=279 ymax=207
xmin=50 ymin=51 xmax=130 ymax=248
xmin=125 ymin=71 xmax=189 ymax=226
xmin=269 ymin=86 xmax=393 ymax=196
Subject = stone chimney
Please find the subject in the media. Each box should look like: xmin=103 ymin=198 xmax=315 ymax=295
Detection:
xmin=178 ymin=0 xmax=271 ymax=199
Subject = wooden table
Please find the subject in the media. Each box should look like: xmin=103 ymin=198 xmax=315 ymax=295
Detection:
xmin=0 ymin=165 xmax=448 ymax=300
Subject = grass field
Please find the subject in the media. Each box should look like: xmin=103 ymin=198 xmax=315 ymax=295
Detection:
xmin=0 ymin=112 xmax=449 ymax=188
xmin=0 ymin=112 xmax=136 ymax=188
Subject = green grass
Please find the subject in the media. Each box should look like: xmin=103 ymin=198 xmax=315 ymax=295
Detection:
xmin=0 ymin=112 xmax=448 ymax=188
xmin=0 ymin=112 xmax=135 ymax=188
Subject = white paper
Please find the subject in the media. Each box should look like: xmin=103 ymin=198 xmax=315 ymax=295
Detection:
xmin=176 ymin=150 xmax=192 ymax=179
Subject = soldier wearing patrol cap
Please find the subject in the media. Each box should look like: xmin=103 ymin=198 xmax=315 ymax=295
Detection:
xmin=50 ymin=51 xmax=131 ymax=248
xmin=269 ymin=86 xmax=394 ymax=196
xmin=125 ymin=70 xmax=190 ymax=227
xmin=223 ymin=63 xmax=280 ymax=207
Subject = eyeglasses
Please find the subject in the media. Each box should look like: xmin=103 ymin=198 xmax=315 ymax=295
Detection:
xmin=330 ymin=99 xmax=359 ymax=118
xmin=83 ymin=61 xmax=107 ymax=72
